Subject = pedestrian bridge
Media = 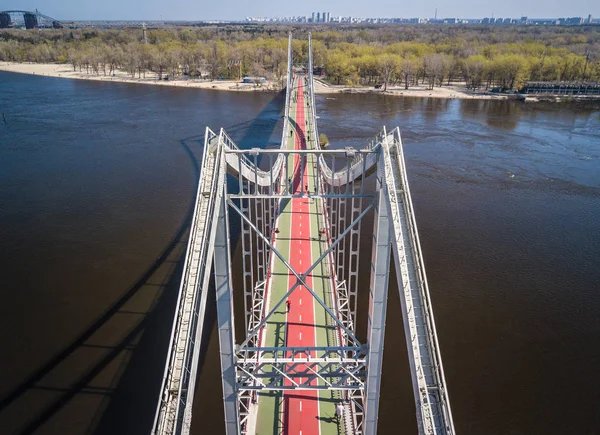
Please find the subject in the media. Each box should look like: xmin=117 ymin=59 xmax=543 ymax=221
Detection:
xmin=152 ymin=33 xmax=455 ymax=435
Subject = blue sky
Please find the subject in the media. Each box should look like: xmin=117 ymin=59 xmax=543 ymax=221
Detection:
xmin=0 ymin=0 xmax=597 ymax=21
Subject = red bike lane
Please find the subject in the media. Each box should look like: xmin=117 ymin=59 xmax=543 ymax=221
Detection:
xmin=283 ymin=77 xmax=321 ymax=435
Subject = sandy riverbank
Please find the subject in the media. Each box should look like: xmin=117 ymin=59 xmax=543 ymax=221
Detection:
xmin=0 ymin=61 xmax=515 ymax=100
xmin=0 ymin=62 xmax=281 ymax=92
xmin=312 ymin=78 xmax=516 ymax=100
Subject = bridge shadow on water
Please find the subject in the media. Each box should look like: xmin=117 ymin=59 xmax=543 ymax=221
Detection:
xmin=0 ymin=91 xmax=285 ymax=435
xmin=0 ymin=133 xmax=203 ymax=435
xmin=98 ymin=93 xmax=285 ymax=435
xmin=91 ymin=133 xmax=209 ymax=435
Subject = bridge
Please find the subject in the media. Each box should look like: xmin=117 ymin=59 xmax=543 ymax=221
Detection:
xmin=152 ymin=33 xmax=455 ymax=435
xmin=0 ymin=10 xmax=63 ymax=29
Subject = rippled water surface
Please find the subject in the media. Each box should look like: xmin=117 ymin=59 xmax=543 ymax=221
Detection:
xmin=1 ymin=71 xmax=599 ymax=435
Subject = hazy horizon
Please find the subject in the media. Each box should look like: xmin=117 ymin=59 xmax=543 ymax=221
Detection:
xmin=0 ymin=0 xmax=597 ymax=22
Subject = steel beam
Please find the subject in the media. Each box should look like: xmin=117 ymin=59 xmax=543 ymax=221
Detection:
xmin=363 ymin=153 xmax=392 ymax=435
xmin=214 ymin=154 xmax=240 ymax=435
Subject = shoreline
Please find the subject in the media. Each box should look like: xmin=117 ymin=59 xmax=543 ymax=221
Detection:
xmin=0 ymin=61 xmax=506 ymax=100
xmin=312 ymin=78 xmax=517 ymax=100
xmin=0 ymin=61 xmax=280 ymax=93
xmin=2 ymin=62 xmax=596 ymax=102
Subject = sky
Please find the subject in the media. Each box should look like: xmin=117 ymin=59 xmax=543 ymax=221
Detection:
xmin=0 ymin=0 xmax=598 ymax=22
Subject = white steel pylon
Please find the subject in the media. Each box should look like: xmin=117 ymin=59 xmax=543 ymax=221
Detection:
xmin=152 ymin=33 xmax=455 ymax=435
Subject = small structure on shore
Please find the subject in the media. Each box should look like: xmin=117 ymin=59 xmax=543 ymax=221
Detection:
xmin=242 ymin=76 xmax=267 ymax=84
xmin=521 ymin=81 xmax=600 ymax=96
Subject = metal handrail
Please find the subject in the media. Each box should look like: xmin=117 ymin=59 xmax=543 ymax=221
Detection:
xmin=382 ymin=128 xmax=455 ymax=434
xmin=390 ymin=128 xmax=455 ymax=433
xmin=153 ymin=127 xmax=223 ymax=435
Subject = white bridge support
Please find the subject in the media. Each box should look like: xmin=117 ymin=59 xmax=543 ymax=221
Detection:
xmin=363 ymin=156 xmax=392 ymax=434
xmin=152 ymin=32 xmax=455 ymax=435
xmin=213 ymin=157 xmax=241 ymax=435
xmin=382 ymin=129 xmax=455 ymax=434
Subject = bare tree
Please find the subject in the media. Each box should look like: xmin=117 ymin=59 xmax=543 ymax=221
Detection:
xmin=401 ymin=57 xmax=418 ymax=90
xmin=378 ymin=54 xmax=401 ymax=91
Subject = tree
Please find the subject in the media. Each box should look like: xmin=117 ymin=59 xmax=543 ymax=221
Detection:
xmin=401 ymin=56 xmax=418 ymax=89
xmin=325 ymin=51 xmax=353 ymax=85
xmin=67 ymin=48 xmax=78 ymax=71
xmin=490 ymin=54 xmax=530 ymax=90
xmin=377 ymin=54 xmax=402 ymax=91
xmin=462 ymin=55 xmax=487 ymax=89
xmin=206 ymin=41 xmax=226 ymax=80
xmin=353 ymin=54 xmax=378 ymax=85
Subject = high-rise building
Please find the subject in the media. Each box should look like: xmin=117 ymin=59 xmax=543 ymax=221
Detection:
xmin=317 ymin=12 xmax=321 ymax=23
xmin=324 ymin=12 xmax=330 ymax=23
xmin=311 ymin=12 xmax=316 ymax=22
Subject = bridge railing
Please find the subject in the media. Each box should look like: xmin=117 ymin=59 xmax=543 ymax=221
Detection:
xmin=307 ymin=33 xmax=320 ymax=151
xmin=220 ymin=130 xmax=284 ymax=188
xmin=382 ymin=128 xmax=455 ymax=434
xmin=153 ymin=127 xmax=226 ymax=435
xmin=317 ymin=128 xmax=384 ymax=188
xmin=278 ymin=31 xmax=294 ymax=154
xmin=390 ymin=128 xmax=455 ymax=431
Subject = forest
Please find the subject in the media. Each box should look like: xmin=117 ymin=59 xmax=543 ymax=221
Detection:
xmin=1 ymin=24 xmax=599 ymax=90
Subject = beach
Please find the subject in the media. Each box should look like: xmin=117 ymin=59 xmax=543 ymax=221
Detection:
xmin=312 ymin=77 xmax=516 ymax=100
xmin=0 ymin=62 xmax=281 ymax=92
xmin=0 ymin=61 xmax=517 ymax=100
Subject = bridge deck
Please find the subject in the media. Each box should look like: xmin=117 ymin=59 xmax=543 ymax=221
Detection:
xmin=254 ymin=75 xmax=344 ymax=435
xmin=153 ymin=33 xmax=455 ymax=435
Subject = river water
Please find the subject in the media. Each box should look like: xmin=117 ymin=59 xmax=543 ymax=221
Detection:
xmin=1 ymin=71 xmax=599 ymax=435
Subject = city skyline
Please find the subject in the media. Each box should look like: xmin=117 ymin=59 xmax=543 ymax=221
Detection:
xmin=0 ymin=0 xmax=597 ymax=22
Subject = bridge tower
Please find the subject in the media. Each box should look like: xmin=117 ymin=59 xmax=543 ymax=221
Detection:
xmin=152 ymin=33 xmax=456 ymax=435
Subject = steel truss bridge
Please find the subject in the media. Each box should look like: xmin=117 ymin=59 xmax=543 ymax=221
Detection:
xmin=152 ymin=33 xmax=455 ymax=435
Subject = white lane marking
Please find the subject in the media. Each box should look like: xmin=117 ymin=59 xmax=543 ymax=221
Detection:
xmin=299 ymin=250 xmax=302 ymax=254
xmin=300 ymin=401 xmax=303 ymax=411
xmin=299 ymin=299 xmax=302 ymax=305
xmin=300 ymin=260 xmax=302 ymax=265
xmin=299 ymin=314 xmax=302 ymax=321
xmin=300 ymin=223 xmax=302 ymax=227
xmin=299 ymin=332 xmax=302 ymax=340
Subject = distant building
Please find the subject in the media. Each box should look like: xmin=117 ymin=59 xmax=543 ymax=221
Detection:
xmin=244 ymin=13 xmax=592 ymax=26
xmin=561 ymin=17 xmax=584 ymax=25
xmin=0 ymin=13 xmax=10 ymax=28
